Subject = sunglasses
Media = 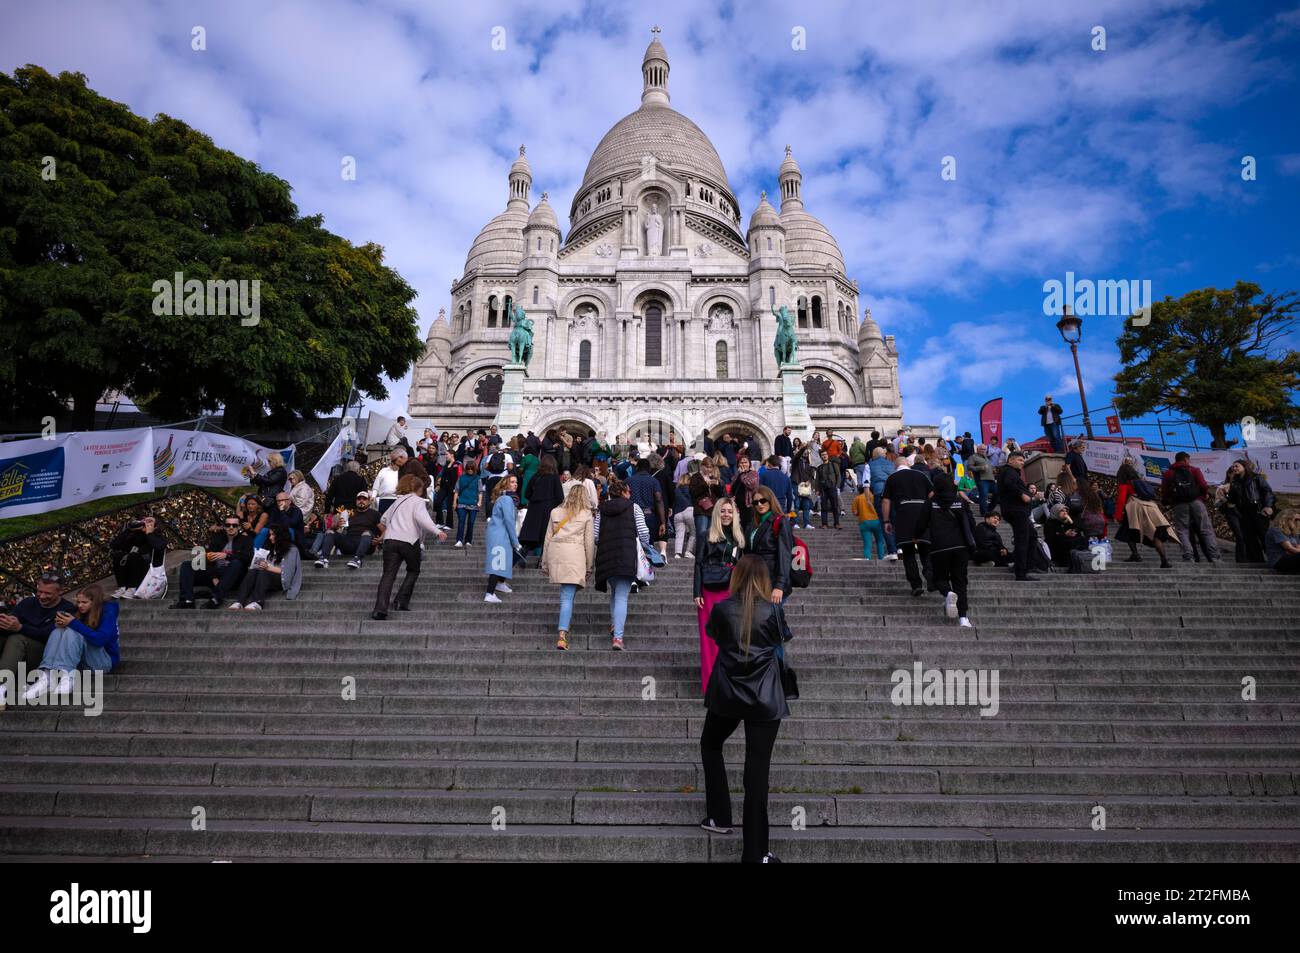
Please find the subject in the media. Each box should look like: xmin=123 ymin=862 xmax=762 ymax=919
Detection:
xmin=754 ymin=499 xmax=770 ymax=507
xmin=224 ymin=522 xmax=240 ymax=528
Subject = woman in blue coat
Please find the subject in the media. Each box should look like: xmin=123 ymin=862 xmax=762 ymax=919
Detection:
xmin=484 ymin=473 xmax=521 ymax=603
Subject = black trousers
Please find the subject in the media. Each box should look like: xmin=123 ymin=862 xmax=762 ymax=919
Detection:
xmin=1274 ymin=552 xmax=1300 ymax=573
xmin=700 ymin=712 xmax=781 ymax=863
xmin=374 ymin=540 xmax=421 ymax=612
xmin=179 ymin=559 xmax=245 ymax=602
xmin=432 ymin=486 xmax=456 ymax=527
xmin=1006 ymin=510 xmax=1033 ymax=577
xmin=899 ymin=541 xmax=931 ymax=591
xmin=1222 ymin=509 xmax=1246 ymax=562
xmin=930 ymin=549 xmax=971 ymax=615
xmin=819 ymin=485 xmax=840 ymax=527
xmin=236 ymin=568 xmax=279 ymax=605
xmin=320 ymin=532 xmax=373 ymax=560
xmin=1240 ymin=510 xmax=1269 ymax=563
xmin=974 ymin=546 xmax=1010 ymax=567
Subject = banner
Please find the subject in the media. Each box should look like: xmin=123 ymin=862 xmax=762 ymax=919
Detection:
xmin=1249 ymin=445 xmax=1300 ymax=493
xmin=0 ymin=429 xmax=155 ymax=518
xmin=978 ymin=398 xmax=1002 ymax=448
xmin=152 ymin=429 xmax=295 ymax=489
xmin=1185 ymin=450 xmax=1240 ymax=486
xmin=364 ymin=412 xmax=438 ymax=448
xmin=309 ymin=428 xmax=349 ymax=491
xmin=1079 ymin=440 xmax=1148 ymax=478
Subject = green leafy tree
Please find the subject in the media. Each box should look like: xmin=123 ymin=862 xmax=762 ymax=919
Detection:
xmin=0 ymin=66 xmax=423 ymax=431
xmin=1114 ymin=282 xmax=1300 ymax=449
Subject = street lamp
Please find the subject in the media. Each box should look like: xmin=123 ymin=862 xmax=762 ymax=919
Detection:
xmin=1055 ymin=304 xmax=1094 ymax=439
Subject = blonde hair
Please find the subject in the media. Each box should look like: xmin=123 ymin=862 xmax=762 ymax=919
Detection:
xmin=1277 ymin=510 xmax=1300 ymax=537
xmin=708 ymin=497 xmax=746 ymax=548
xmin=288 ymin=469 xmax=304 ymax=483
xmin=729 ymin=555 xmax=773 ymax=659
xmin=267 ymin=452 xmax=284 ymax=469
xmin=559 ymin=482 xmax=588 ymax=520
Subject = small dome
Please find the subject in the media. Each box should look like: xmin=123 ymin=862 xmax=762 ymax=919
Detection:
xmin=779 ymin=144 xmax=801 ymax=179
xmin=464 ymin=205 xmax=528 ymax=273
xmin=858 ymin=305 xmax=883 ymax=346
xmin=510 ymin=145 xmax=531 ymax=178
xmin=428 ymin=308 xmax=452 ymax=339
xmin=643 ymin=37 xmax=668 ymax=65
xmin=782 ymin=207 xmax=845 ymax=274
xmin=527 ymin=192 xmax=560 ymax=232
xmin=747 ymin=191 xmax=782 ymax=232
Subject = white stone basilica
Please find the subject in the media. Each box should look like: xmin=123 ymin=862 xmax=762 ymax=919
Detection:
xmin=406 ymin=30 xmax=906 ymax=454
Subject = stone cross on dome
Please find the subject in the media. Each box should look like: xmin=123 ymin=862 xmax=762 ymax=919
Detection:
xmin=651 ymin=25 xmax=661 ymax=38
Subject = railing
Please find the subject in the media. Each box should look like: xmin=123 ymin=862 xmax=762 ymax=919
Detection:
xmin=1059 ymin=404 xmax=1218 ymax=452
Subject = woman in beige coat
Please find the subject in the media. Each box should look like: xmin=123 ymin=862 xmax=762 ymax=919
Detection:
xmin=541 ymin=483 xmax=596 ymax=650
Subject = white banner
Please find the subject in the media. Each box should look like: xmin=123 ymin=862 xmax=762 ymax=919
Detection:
xmin=364 ymin=412 xmax=438 ymax=447
xmin=1248 ymin=445 xmax=1300 ymax=494
xmin=1185 ymin=450 xmax=1240 ymax=486
xmin=310 ymin=428 xmax=349 ymax=491
xmin=0 ymin=428 xmax=155 ymax=518
xmin=1079 ymin=440 xmax=1149 ymax=478
xmin=152 ymin=429 xmax=295 ymax=489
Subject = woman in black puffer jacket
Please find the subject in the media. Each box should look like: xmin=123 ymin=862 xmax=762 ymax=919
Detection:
xmin=249 ymin=451 xmax=289 ymax=505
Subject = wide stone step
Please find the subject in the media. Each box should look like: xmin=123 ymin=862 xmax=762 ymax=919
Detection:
xmin=1 ymin=816 xmax=1297 ymax=862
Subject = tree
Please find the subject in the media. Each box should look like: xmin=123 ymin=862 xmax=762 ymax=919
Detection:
xmin=0 ymin=66 xmax=423 ymax=431
xmin=1114 ymin=282 xmax=1300 ymax=449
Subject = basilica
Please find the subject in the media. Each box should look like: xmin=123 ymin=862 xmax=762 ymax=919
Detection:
xmin=406 ymin=30 xmax=906 ymax=455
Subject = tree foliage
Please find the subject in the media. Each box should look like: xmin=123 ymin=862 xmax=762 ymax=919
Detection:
xmin=1114 ymin=282 xmax=1300 ymax=448
xmin=0 ymin=65 xmax=423 ymax=430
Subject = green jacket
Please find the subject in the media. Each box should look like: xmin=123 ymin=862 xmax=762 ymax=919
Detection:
xmin=848 ymin=439 xmax=868 ymax=466
xmin=518 ymin=453 xmax=540 ymax=505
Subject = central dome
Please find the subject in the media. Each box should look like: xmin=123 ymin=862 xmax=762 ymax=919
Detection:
xmin=580 ymin=104 xmax=731 ymax=192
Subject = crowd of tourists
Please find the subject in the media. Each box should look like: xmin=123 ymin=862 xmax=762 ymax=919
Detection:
xmin=4 ymin=411 xmax=1297 ymax=864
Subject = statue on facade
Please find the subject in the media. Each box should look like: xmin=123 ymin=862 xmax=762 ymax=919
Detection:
xmin=507 ymin=303 xmax=534 ymax=367
xmin=773 ymin=305 xmax=798 ymax=365
xmin=644 ymin=200 xmax=663 ymax=256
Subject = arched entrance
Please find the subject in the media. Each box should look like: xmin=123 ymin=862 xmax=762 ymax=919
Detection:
xmin=702 ymin=418 xmax=770 ymax=460
xmin=619 ymin=416 xmax=687 ymax=455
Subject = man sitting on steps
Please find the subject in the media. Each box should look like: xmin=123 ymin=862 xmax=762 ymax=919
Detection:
xmin=173 ymin=517 xmax=253 ymax=609
xmin=315 ymin=491 xmax=384 ymax=570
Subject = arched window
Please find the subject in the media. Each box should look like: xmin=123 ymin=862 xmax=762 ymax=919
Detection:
xmin=532 ymin=285 xmax=539 ymax=305
xmin=797 ymin=296 xmax=809 ymax=328
xmin=812 ymin=296 xmax=823 ymax=329
xmin=502 ymin=295 xmax=513 ymax=327
xmin=487 ymin=295 xmax=498 ymax=328
xmin=715 ymin=340 xmax=728 ymax=380
xmin=644 ymin=303 xmax=663 ymax=367
xmin=578 ymin=340 xmax=592 ymax=379
xmin=457 ymin=304 xmax=465 ymax=333
xmin=769 ymin=286 xmax=776 ymax=308
xmin=766 ymin=236 xmax=772 ymax=251
xmin=536 ymin=237 xmax=541 ymax=250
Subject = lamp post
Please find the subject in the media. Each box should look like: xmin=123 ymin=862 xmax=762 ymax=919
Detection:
xmin=1055 ymin=304 xmax=1094 ymax=439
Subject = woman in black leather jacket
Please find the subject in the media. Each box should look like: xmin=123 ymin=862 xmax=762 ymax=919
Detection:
xmin=693 ymin=498 xmax=745 ymax=694
xmin=699 ymin=554 xmax=792 ymax=864
xmin=1225 ymin=461 xmax=1275 ymax=563
xmin=746 ymin=486 xmax=793 ymax=603
xmin=249 ymin=451 xmax=289 ymax=505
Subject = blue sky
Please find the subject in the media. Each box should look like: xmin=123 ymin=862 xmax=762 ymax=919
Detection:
xmin=3 ymin=0 xmax=1298 ymax=446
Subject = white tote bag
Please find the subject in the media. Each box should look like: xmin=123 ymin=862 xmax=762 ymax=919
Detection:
xmin=132 ymin=562 xmax=169 ymax=600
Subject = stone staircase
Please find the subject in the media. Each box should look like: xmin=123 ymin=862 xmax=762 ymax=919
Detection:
xmin=2 ymin=518 xmax=1299 ymax=862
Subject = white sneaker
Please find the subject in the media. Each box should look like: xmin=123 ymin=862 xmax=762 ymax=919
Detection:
xmin=959 ymin=617 xmax=973 ymax=628
xmin=54 ymin=671 xmax=75 ymax=695
xmin=22 ymin=670 xmax=50 ymax=700
xmin=454 ymin=541 xmax=463 ymax=548
xmin=884 ymin=554 xmax=899 ymax=561
xmin=244 ymin=602 xmax=262 ymax=611
xmin=227 ymin=602 xmax=242 ymax=610
xmin=347 ymin=559 xmax=361 ymax=570
xmin=314 ymin=558 xmax=329 ymax=568
xmin=944 ymin=592 xmax=958 ymax=619
xmin=0 ymin=683 xmax=8 ymax=708
xmin=484 ymin=593 xmax=502 ymax=604
xmin=495 ymin=583 xmax=513 ymax=594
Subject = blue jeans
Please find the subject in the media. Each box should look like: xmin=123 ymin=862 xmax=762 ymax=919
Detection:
xmin=858 ymin=520 xmax=887 ymax=559
xmin=854 ymin=464 xmax=868 ymax=490
xmin=1045 ymin=422 xmax=1064 ymax=452
xmin=977 ymin=480 xmax=996 ymax=516
xmin=796 ymin=496 xmax=813 ymax=528
xmin=694 ymin=512 xmax=711 ymax=545
xmin=874 ymin=491 xmax=896 ymax=552
xmin=557 ymin=583 xmax=579 ymax=631
xmin=609 ymin=576 xmax=633 ymax=638
xmin=40 ymin=627 xmax=114 ymax=672
xmin=456 ymin=507 xmax=478 ymax=544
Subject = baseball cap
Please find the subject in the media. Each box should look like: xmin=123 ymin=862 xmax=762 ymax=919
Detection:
xmin=356 ymin=490 xmax=372 ymax=499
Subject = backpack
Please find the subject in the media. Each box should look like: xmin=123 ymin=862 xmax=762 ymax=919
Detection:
xmin=1170 ymin=467 xmax=1198 ymax=504
xmin=777 ymin=516 xmax=813 ymax=588
xmin=488 ymin=451 xmax=506 ymax=474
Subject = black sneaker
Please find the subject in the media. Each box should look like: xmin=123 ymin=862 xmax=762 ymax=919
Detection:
xmin=1015 ymin=575 xmax=1039 ymax=581
xmin=911 ymin=588 xmax=925 ymax=598
xmin=700 ymin=818 xmax=733 ymax=834
xmin=760 ymin=853 xmax=782 ymax=863
xmin=170 ymin=600 xmax=195 ymax=609
xmin=370 ymin=611 xmax=387 ymax=621
xmin=201 ymin=598 xmax=221 ymax=610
